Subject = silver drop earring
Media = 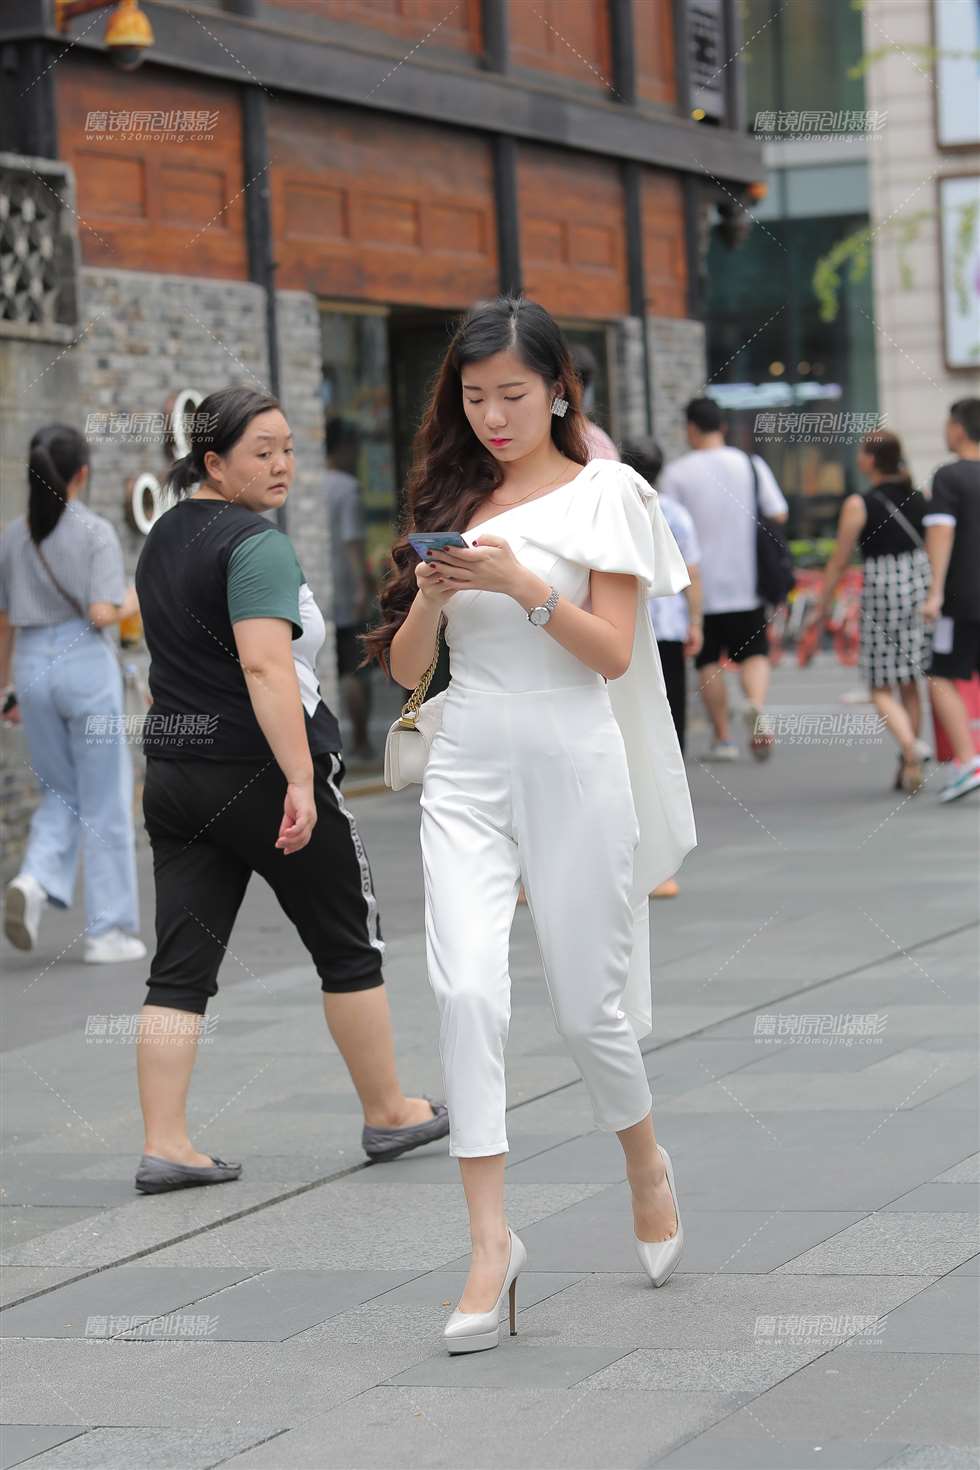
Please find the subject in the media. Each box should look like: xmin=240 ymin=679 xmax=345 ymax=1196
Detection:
xmin=551 ymin=396 xmax=569 ymax=418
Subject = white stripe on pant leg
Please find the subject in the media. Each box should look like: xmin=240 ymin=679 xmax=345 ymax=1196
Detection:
xmin=326 ymin=753 xmax=385 ymax=957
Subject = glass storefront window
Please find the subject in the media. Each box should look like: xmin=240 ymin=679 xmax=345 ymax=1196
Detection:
xmin=705 ymin=213 xmax=877 ymax=539
xmin=319 ymin=304 xmax=399 ymax=585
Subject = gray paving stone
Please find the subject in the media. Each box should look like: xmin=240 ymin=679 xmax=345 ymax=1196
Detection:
xmin=0 ymin=1182 xmax=286 ymax=1268
xmin=693 ymin=1351 xmax=980 ymax=1445
xmin=883 ymin=1183 xmax=980 ymax=1213
xmin=119 ymin=1269 xmax=421 ymax=1341
xmin=142 ymin=1180 xmax=607 ymax=1270
xmin=775 ymin=1213 xmax=980 ymax=1277
xmin=386 ymin=1341 xmax=629 ymax=1390
xmin=514 ymin=1271 xmax=932 ymax=1349
xmin=582 ymin=1343 xmax=821 ymax=1393
xmin=0 ymin=1426 xmax=86 ymax=1470
xmin=883 ymin=1447 xmax=980 ymax=1468
xmin=0 ymin=1266 xmax=254 ymax=1338
xmin=945 ymin=1255 xmax=979 ymax=1277
xmin=461 ymin=1186 xmax=865 ymax=1273
xmin=840 ymin=1278 xmax=980 ymax=1354
xmin=0 ymin=1208 xmax=103 ymax=1250
xmin=654 ymin=1437 xmax=907 ymax=1468
xmin=218 ymin=1385 xmax=746 ymax=1470
xmin=13 ymin=1425 xmax=282 ymax=1468
xmin=0 ymin=1340 xmax=425 ymax=1427
xmin=0 ymin=1267 xmax=84 ymax=1309
xmin=285 ymin=1268 xmax=584 ymax=1352
xmin=935 ymin=1154 xmax=980 ymax=1184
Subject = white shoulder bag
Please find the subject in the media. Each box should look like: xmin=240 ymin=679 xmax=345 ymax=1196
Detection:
xmin=383 ymin=620 xmax=447 ymax=790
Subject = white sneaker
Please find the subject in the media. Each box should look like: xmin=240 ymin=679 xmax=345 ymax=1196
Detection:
xmin=84 ymin=928 xmax=148 ymax=964
xmin=4 ymin=874 xmax=46 ymax=951
xmin=939 ymin=758 xmax=980 ymax=804
xmin=703 ymin=740 xmax=739 ymax=762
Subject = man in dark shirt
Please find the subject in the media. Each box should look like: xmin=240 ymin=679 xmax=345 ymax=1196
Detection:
xmin=923 ymin=397 xmax=980 ymax=802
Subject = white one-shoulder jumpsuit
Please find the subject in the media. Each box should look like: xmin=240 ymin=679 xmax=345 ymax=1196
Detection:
xmin=419 ymin=459 xmax=696 ymax=1157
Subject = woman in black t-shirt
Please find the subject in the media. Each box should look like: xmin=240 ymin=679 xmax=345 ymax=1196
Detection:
xmin=132 ymin=386 xmax=448 ymax=1193
xmin=808 ymin=430 xmax=932 ymax=793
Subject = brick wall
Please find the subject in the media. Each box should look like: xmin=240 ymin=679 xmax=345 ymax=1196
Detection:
xmin=1 ymin=267 xmax=334 ymax=882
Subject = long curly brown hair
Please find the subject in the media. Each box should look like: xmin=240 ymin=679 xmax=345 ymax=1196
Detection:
xmin=363 ymin=296 xmax=590 ymax=673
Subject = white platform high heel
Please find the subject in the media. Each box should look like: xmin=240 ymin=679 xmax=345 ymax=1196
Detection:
xmin=634 ymin=1145 xmax=684 ymax=1287
xmin=443 ymin=1228 xmax=527 ymax=1354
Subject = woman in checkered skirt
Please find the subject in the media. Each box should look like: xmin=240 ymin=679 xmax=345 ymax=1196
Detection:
xmin=808 ymin=430 xmax=932 ymax=793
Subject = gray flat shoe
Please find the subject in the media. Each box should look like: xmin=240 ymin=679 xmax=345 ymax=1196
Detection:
xmin=135 ymin=1153 xmax=242 ymax=1194
xmin=362 ymin=1100 xmax=450 ymax=1162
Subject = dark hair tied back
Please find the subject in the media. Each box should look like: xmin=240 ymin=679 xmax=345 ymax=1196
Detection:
xmin=163 ymin=385 xmax=281 ymax=499
xmin=27 ymin=424 xmax=90 ymax=544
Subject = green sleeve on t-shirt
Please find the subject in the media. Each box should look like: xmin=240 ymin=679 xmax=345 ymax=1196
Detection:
xmin=226 ymin=529 xmax=304 ymax=638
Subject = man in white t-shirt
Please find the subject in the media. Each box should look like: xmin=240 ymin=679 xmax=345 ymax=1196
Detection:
xmin=659 ymin=397 xmax=788 ymax=762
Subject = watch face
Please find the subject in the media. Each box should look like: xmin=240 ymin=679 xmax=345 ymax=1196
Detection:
xmin=529 ymin=605 xmax=550 ymax=626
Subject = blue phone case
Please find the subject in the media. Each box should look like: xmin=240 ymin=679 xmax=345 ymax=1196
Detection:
xmin=409 ymin=533 xmax=468 ymax=558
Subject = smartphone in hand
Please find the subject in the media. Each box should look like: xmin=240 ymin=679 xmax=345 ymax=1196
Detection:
xmin=408 ymin=532 xmax=469 ymax=559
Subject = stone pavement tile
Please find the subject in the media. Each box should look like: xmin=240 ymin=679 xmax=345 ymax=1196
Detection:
xmin=936 ymin=1154 xmax=980 ymax=1183
xmin=12 ymin=1425 xmax=283 ymax=1469
xmin=883 ymin=1184 xmax=980 ymax=1212
xmin=1 ymin=1175 xmax=137 ymax=1208
xmin=0 ymin=1267 xmax=83 ymax=1309
xmin=0 ymin=1181 xmax=280 ymax=1268
xmin=121 ymin=1268 xmax=422 ymax=1342
xmin=143 ymin=1180 xmax=607 ymax=1270
xmin=290 ymin=1271 xmax=582 ymax=1348
xmin=711 ymin=1036 xmax=918 ymax=1077
xmin=0 ymin=1340 xmax=424 ymax=1427
xmin=218 ymin=1385 xmax=745 ymax=1470
xmin=514 ymin=1271 xmax=932 ymax=1349
xmin=917 ymin=1079 xmax=980 ymax=1110
xmin=0 ymin=1266 xmax=255 ymax=1338
xmin=945 ymin=1256 xmax=979 ymax=1277
xmin=387 ymin=1341 xmax=629 ymax=1390
xmin=654 ymin=1436 xmax=906 ymax=1468
xmin=703 ymin=1007 xmax=978 ymax=1042
xmin=649 ymin=1110 xmax=980 ymax=1212
xmin=501 ymin=1131 xmax=635 ymax=1185
xmin=0 ymin=1426 xmax=86 ymax=1470
xmin=582 ymin=1344 xmax=821 ymax=1393
xmin=839 ymin=1278 xmax=980 ymax=1354
xmin=468 ymin=1185 xmax=866 ymax=1273
xmin=691 ymin=1351 xmax=980 ymax=1446
xmin=884 ymin=1446 xmax=980 ymax=1467
xmin=664 ymin=1050 xmax=978 ymax=1114
xmin=0 ymin=1208 xmax=102 ymax=1249
xmin=775 ymin=1213 xmax=980 ymax=1276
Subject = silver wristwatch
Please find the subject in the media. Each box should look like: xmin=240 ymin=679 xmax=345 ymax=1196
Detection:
xmin=528 ymin=586 xmax=560 ymax=626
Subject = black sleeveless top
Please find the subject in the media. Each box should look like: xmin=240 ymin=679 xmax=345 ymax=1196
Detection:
xmin=858 ymin=480 xmax=926 ymax=561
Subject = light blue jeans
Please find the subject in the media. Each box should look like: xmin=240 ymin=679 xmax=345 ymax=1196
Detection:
xmin=13 ymin=618 xmax=140 ymax=937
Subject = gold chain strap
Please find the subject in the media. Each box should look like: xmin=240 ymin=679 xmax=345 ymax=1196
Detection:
xmin=398 ymin=619 xmax=443 ymax=729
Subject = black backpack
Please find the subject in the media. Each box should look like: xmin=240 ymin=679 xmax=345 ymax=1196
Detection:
xmin=748 ymin=452 xmax=795 ymax=606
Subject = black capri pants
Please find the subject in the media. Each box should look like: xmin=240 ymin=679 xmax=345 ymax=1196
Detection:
xmin=142 ymin=751 xmax=385 ymax=1014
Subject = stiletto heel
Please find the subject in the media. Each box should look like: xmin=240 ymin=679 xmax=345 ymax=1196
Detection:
xmin=443 ymin=1228 xmax=527 ymax=1354
xmin=634 ymin=1144 xmax=684 ymax=1287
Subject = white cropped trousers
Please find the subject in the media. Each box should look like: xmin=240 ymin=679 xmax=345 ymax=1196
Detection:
xmin=420 ymin=679 xmax=654 ymax=1157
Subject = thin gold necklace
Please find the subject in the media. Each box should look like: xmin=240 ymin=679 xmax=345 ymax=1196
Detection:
xmin=488 ymin=466 xmax=570 ymax=508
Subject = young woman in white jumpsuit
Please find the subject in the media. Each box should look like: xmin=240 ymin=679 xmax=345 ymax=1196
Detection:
xmin=378 ymin=297 xmax=696 ymax=1353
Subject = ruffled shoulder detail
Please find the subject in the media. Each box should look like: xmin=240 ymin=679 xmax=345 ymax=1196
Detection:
xmin=519 ymin=459 xmax=691 ymax=598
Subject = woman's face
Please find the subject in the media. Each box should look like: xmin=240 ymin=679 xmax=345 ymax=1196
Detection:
xmin=460 ymin=349 xmax=559 ymax=465
xmin=856 ymin=444 xmax=873 ymax=478
xmin=205 ymin=409 xmax=294 ymax=512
